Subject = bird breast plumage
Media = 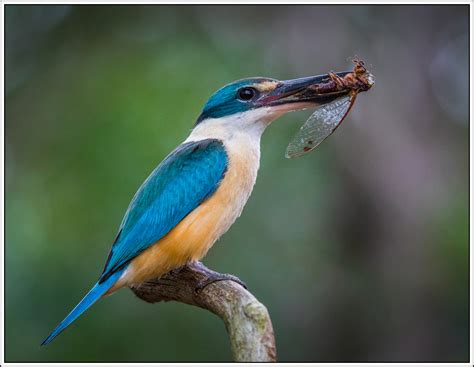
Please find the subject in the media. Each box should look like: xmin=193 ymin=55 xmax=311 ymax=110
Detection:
xmin=116 ymin=133 xmax=261 ymax=289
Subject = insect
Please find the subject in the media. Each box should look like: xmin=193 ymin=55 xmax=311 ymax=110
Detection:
xmin=286 ymin=59 xmax=374 ymax=158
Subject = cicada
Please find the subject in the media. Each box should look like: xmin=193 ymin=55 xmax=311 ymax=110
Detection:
xmin=286 ymin=59 xmax=374 ymax=158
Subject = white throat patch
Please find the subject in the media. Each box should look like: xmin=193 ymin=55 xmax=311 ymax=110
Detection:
xmin=186 ymin=107 xmax=284 ymax=143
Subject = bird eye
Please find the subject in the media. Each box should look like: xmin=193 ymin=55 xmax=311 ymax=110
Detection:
xmin=237 ymin=87 xmax=257 ymax=101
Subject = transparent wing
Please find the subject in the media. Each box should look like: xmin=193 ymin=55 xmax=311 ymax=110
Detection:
xmin=285 ymin=95 xmax=356 ymax=158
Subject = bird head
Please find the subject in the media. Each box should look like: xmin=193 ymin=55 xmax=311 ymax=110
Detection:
xmin=195 ymin=73 xmax=352 ymax=130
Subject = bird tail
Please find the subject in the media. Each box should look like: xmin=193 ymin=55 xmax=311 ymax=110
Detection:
xmin=41 ymin=269 xmax=124 ymax=346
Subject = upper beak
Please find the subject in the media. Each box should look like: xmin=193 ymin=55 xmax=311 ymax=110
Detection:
xmin=258 ymin=71 xmax=353 ymax=111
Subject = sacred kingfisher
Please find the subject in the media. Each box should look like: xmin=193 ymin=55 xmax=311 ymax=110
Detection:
xmin=42 ymin=72 xmax=353 ymax=345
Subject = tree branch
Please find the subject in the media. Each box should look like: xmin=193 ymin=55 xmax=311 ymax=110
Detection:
xmin=130 ymin=261 xmax=277 ymax=362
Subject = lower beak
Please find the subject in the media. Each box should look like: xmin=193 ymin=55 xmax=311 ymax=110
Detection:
xmin=258 ymin=71 xmax=353 ymax=112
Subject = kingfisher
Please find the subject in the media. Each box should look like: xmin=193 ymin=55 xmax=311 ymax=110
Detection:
xmin=41 ymin=72 xmax=353 ymax=345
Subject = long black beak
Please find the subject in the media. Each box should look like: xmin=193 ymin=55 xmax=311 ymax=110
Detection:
xmin=259 ymin=71 xmax=352 ymax=107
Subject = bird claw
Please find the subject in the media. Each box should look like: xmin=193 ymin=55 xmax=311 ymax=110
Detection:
xmin=184 ymin=261 xmax=247 ymax=292
xmin=195 ymin=272 xmax=247 ymax=293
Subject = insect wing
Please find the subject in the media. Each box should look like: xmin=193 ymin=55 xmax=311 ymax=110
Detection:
xmin=285 ymin=95 xmax=356 ymax=158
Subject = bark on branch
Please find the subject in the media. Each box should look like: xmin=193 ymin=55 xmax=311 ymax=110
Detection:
xmin=130 ymin=261 xmax=277 ymax=362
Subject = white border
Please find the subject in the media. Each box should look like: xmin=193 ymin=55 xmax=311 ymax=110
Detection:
xmin=1 ymin=1 xmax=471 ymax=366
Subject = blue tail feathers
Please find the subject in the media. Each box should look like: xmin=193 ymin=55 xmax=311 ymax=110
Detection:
xmin=41 ymin=269 xmax=124 ymax=346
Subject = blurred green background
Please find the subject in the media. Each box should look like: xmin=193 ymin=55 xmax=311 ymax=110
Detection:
xmin=5 ymin=5 xmax=469 ymax=362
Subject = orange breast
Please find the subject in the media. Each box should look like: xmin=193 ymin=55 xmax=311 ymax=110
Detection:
xmin=119 ymin=196 xmax=226 ymax=288
xmin=111 ymin=145 xmax=259 ymax=290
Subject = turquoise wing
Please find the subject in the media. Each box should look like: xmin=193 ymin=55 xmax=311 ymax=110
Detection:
xmin=99 ymin=139 xmax=228 ymax=282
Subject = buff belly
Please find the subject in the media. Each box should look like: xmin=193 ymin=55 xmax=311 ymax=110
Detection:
xmin=109 ymin=140 xmax=259 ymax=291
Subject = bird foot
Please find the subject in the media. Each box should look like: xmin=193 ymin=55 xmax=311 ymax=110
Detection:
xmin=195 ymin=272 xmax=248 ymax=293
xmin=185 ymin=261 xmax=247 ymax=292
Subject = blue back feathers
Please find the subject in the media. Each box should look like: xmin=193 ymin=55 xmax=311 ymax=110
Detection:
xmin=100 ymin=138 xmax=228 ymax=281
xmin=196 ymin=77 xmax=277 ymax=123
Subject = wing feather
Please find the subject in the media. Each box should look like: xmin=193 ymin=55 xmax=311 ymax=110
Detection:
xmin=99 ymin=139 xmax=228 ymax=282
